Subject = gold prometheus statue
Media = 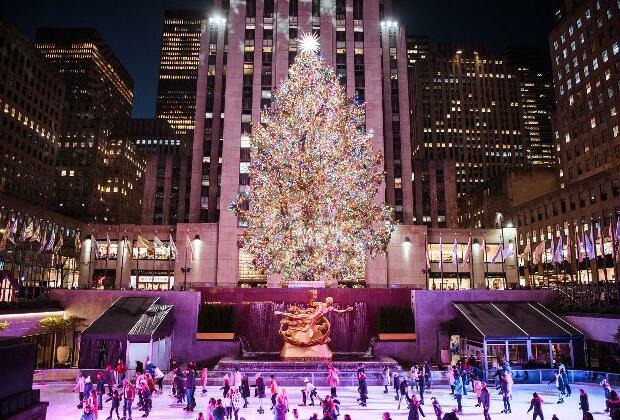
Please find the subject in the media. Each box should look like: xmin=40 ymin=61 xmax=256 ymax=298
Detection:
xmin=275 ymin=290 xmax=353 ymax=349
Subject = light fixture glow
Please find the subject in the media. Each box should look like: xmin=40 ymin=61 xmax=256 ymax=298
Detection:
xmin=299 ymin=33 xmax=320 ymax=54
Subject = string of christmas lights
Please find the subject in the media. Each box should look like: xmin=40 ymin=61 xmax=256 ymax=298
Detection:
xmin=230 ymin=40 xmax=395 ymax=283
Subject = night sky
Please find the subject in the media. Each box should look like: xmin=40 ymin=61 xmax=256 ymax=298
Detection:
xmin=0 ymin=0 xmax=555 ymax=118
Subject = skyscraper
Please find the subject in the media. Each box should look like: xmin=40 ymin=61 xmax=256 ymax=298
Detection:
xmin=155 ymin=9 xmax=205 ymax=136
xmin=502 ymin=46 xmax=556 ymax=168
xmin=190 ymin=0 xmax=398 ymax=285
xmin=0 ymin=19 xmax=65 ymax=207
xmin=408 ymin=40 xmax=526 ymax=197
xmin=35 ymin=28 xmax=141 ymax=223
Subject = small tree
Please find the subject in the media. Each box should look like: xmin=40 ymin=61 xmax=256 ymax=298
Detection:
xmin=40 ymin=315 xmax=85 ymax=346
xmin=0 ymin=321 xmax=8 ymax=335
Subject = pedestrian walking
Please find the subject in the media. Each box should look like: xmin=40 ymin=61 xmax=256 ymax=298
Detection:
xmin=269 ymin=374 xmax=279 ymax=410
xmin=122 ymin=378 xmax=135 ymax=420
xmin=357 ymin=368 xmax=368 ymax=407
xmin=405 ymin=393 xmax=424 ymax=420
xmin=480 ymin=382 xmax=491 ymax=420
xmin=578 ymin=388 xmax=589 ymax=413
xmin=240 ymin=374 xmax=250 ymax=408
xmin=382 ymin=364 xmax=391 ymax=394
xmin=327 ymin=363 xmax=340 ymax=398
xmin=254 ymin=373 xmax=266 ymax=414
xmin=453 ymin=375 xmax=464 ymax=413
xmin=430 ymin=396 xmax=443 ymax=420
xmin=201 ymin=368 xmax=209 ymax=394
xmin=301 ymin=377 xmax=317 ymax=406
xmin=527 ymin=392 xmax=545 ymax=420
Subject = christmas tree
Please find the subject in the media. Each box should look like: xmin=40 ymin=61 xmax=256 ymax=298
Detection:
xmin=230 ymin=34 xmax=394 ymax=283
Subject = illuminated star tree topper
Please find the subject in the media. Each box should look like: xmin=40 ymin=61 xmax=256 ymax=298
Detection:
xmin=230 ymin=35 xmax=395 ymax=283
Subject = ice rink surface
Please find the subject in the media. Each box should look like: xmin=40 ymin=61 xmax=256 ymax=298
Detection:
xmin=37 ymin=382 xmax=612 ymax=419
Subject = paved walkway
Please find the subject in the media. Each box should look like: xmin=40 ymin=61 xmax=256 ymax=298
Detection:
xmin=36 ymin=382 xmax=611 ymax=419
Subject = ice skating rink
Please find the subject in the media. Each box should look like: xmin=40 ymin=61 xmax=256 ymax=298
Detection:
xmin=37 ymin=382 xmax=613 ymax=419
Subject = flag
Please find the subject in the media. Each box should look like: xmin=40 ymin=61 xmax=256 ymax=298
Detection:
xmin=550 ymin=234 xmax=556 ymax=264
xmin=491 ymin=241 xmax=503 ymax=264
xmin=45 ymin=229 xmax=56 ymax=252
xmin=521 ymin=237 xmax=532 ymax=259
xmin=7 ymin=217 xmax=16 ymax=243
xmin=20 ymin=219 xmax=33 ymax=242
xmin=153 ymin=235 xmax=164 ymax=248
xmin=503 ymin=241 xmax=515 ymax=259
xmin=565 ymin=233 xmax=571 ymax=262
xmin=464 ymin=236 xmax=472 ymax=264
xmin=186 ymin=234 xmax=194 ymax=262
xmin=75 ymin=232 xmax=82 ymax=255
xmin=553 ymin=235 xmax=563 ymax=264
xmin=31 ymin=223 xmax=41 ymax=243
xmin=125 ymin=237 xmax=133 ymax=260
xmin=38 ymin=228 xmax=47 ymax=253
xmin=137 ymin=235 xmax=155 ymax=253
xmin=533 ymin=241 xmax=545 ymax=265
xmin=53 ymin=230 xmax=64 ymax=254
xmin=616 ymin=218 xmax=620 ymax=242
xmin=169 ymin=234 xmax=178 ymax=261
xmin=93 ymin=237 xmax=101 ymax=259
xmin=585 ymin=228 xmax=595 ymax=259
xmin=598 ymin=224 xmax=605 ymax=256
xmin=438 ymin=235 xmax=443 ymax=270
xmin=452 ymin=237 xmax=459 ymax=267
xmin=106 ymin=233 xmax=112 ymax=259
xmin=577 ymin=232 xmax=585 ymax=262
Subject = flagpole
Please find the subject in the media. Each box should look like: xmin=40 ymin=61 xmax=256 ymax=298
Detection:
xmin=529 ymin=236 xmax=535 ymax=287
xmin=440 ymin=235 xmax=444 ymax=290
xmin=483 ymin=235 xmax=489 ymax=289
xmin=168 ymin=230 xmax=172 ymax=290
xmin=599 ymin=218 xmax=609 ymax=302
xmin=136 ymin=233 xmax=140 ymax=289
xmin=152 ymin=232 xmax=157 ymax=291
xmin=104 ymin=233 xmax=109 ymax=289
xmin=120 ymin=235 xmax=125 ymax=289
xmin=424 ymin=233 xmax=429 ymax=290
xmin=469 ymin=234 xmax=474 ymax=290
xmin=454 ymin=234 xmax=460 ymax=290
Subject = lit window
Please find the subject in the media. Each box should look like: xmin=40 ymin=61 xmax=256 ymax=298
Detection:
xmin=569 ymin=95 xmax=574 ymax=106
xmin=571 ymin=40 xmax=576 ymax=51
xmin=575 ymin=73 xmax=581 ymax=84
xmin=603 ymin=50 xmax=609 ymax=62
xmin=61 ymin=170 xmax=66 ymax=176
xmin=565 ymin=133 xmax=571 ymax=143
xmin=586 ymin=82 xmax=592 ymax=94
xmin=591 ymin=117 xmax=597 ymax=128
xmin=577 ymin=18 xmax=582 ymax=28
xmin=614 ymin=43 xmax=620 ymax=55
xmin=593 ymin=58 xmax=599 ymax=69
xmin=611 ymin=107 xmax=617 ymax=116
xmin=584 ymin=65 xmax=589 ymax=77
xmin=613 ymin=125 xmax=619 ymax=137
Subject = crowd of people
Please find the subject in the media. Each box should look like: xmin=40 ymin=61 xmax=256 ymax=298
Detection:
xmin=73 ymin=356 xmax=620 ymax=420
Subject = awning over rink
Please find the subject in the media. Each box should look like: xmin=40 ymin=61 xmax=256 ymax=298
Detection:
xmin=453 ymin=301 xmax=584 ymax=376
xmin=78 ymin=297 xmax=173 ymax=369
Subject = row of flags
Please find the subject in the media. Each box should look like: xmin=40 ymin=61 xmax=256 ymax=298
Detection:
xmin=424 ymin=235 xmax=515 ymax=270
xmin=521 ymin=218 xmax=620 ymax=265
xmin=0 ymin=214 xmax=79 ymax=255
xmin=93 ymin=233 xmax=197 ymax=262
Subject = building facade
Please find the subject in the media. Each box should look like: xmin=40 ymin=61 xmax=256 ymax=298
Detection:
xmin=156 ymin=10 xmax=205 ymax=136
xmin=514 ymin=0 xmax=620 ymax=284
xmin=501 ymin=46 xmax=556 ymax=168
xmin=77 ymin=223 xmax=518 ymax=290
xmin=0 ymin=19 xmax=65 ymax=207
xmin=114 ymin=118 xmax=191 ymax=225
xmin=407 ymin=39 xmax=526 ymax=198
xmin=35 ymin=28 xmax=141 ymax=223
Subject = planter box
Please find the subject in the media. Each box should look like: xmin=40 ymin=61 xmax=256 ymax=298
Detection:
xmin=378 ymin=333 xmax=416 ymax=341
xmin=196 ymin=332 xmax=236 ymax=340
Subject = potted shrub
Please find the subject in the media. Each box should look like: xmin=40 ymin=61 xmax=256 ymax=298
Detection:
xmin=40 ymin=315 xmax=85 ymax=364
xmin=0 ymin=320 xmax=8 ymax=335
xmin=196 ymin=304 xmax=236 ymax=340
xmin=377 ymin=306 xmax=416 ymax=341
xmin=438 ymin=319 xmax=459 ymax=365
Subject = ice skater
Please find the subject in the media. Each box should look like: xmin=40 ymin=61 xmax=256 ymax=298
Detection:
xmin=104 ymin=390 xmax=121 ymax=420
xmin=327 ymin=363 xmax=340 ymax=398
xmin=527 ymin=392 xmax=545 ymax=420
xmin=301 ymin=377 xmax=317 ymax=406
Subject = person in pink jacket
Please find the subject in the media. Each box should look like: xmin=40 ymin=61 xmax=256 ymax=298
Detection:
xmin=326 ymin=363 xmax=340 ymax=398
xmin=472 ymin=375 xmax=483 ymax=407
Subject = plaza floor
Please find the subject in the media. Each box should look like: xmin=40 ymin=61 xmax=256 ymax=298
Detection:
xmin=37 ymin=382 xmax=610 ymax=419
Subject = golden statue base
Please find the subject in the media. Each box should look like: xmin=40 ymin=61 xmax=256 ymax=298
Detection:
xmin=280 ymin=342 xmax=333 ymax=360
